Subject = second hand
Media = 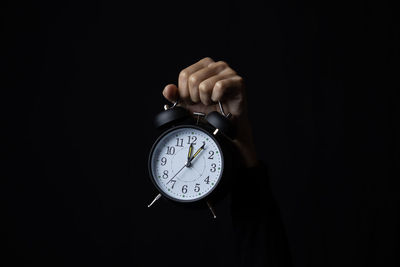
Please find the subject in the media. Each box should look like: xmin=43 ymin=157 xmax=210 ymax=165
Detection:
xmin=166 ymin=163 xmax=187 ymax=184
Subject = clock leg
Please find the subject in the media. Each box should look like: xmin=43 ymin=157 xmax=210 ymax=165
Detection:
xmin=147 ymin=193 xmax=162 ymax=208
xmin=206 ymin=201 xmax=217 ymax=219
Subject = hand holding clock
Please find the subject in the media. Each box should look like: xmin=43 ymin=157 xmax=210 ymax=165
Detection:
xmin=150 ymin=58 xmax=256 ymax=207
xmin=162 ymin=57 xmax=258 ymax=167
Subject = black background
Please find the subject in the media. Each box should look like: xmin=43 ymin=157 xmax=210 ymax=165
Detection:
xmin=2 ymin=1 xmax=399 ymax=266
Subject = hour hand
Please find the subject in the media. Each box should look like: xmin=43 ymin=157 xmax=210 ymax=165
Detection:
xmin=190 ymin=142 xmax=205 ymax=163
xmin=186 ymin=143 xmax=193 ymax=167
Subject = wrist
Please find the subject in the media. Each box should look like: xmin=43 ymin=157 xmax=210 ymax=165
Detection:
xmin=232 ymin=117 xmax=259 ymax=168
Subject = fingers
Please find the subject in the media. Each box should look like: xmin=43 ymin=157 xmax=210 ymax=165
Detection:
xmin=187 ymin=61 xmax=231 ymax=103
xmin=162 ymin=84 xmax=179 ymax=102
xmin=178 ymin=58 xmax=241 ymax=104
xmin=178 ymin=57 xmax=214 ymax=102
xmin=198 ymin=69 xmax=237 ymax=105
xmin=210 ymin=76 xmax=244 ymax=102
xmin=169 ymin=57 xmax=244 ymax=107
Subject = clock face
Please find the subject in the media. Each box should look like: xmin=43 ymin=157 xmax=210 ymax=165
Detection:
xmin=149 ymin=126 xmax=224 ymax=202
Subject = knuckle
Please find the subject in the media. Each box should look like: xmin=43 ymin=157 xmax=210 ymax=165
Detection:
xmin=236 ymin=75 xmax=244 ymax=84
xmin=227 ymin=68 xmax=237 ymax=75
xmin=216 ymin=60 xmax=228 ymax=68
xmin=199 ymin=82 xmax=209 ymax=93
xmin=214 ymin=81 xmax=224 ymax=90
xmin=188 ymin=75 xmax=198 ymax=85
xmin=202 ymin=57 xmax=214 ymax=64
xmin=179 ymin=70 xmax=189 ymax=79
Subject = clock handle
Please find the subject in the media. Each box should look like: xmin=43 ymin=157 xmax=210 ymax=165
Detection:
xmin=217 ymin=101 xmax=230 ymax=118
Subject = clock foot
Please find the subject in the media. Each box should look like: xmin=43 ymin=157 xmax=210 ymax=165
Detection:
xmin=147 ymin=193 xmax=162 ymax=208
xmin=206 ymin=201 xmax=217 ymax=219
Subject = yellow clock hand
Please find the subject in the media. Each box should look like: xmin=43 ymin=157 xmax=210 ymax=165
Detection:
xmin=186 ymin=143 xmax=194 ymax=167
xmin=190 ymin=142 xmax=205 ymax=163
xmin=188 ymin=143 xmax=193 ymax=161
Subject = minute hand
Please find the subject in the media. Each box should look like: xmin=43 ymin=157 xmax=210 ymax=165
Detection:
xmin=189 ymin=142 xmax=205 ymax=163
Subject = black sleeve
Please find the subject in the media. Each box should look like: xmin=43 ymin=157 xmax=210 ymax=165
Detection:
xmin=230 ymin=161 xmax=292 ymax=267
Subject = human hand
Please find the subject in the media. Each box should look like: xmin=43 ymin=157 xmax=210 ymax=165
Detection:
xmin=162 ymin=57 xmax=258 ymax=167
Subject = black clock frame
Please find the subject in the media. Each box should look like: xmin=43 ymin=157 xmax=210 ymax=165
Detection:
xmin=148 ymin=120 xmax=237 ymax=209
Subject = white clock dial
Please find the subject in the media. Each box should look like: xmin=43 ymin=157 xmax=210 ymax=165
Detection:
xmin=150 ymin=126 xmax=223 ymax=202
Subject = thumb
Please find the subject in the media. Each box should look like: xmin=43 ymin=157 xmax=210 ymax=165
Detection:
xmin=162 ymin=84 xmax=179 ymax=103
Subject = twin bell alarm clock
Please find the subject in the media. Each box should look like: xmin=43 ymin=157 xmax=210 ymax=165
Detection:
xmin=147 ymin=100 xmax=239 ymax=218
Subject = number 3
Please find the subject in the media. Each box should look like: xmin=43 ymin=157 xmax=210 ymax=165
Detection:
xmin=210 ymin=163 xmax=216 ymax=172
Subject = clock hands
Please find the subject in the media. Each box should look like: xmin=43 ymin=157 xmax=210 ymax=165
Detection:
xmin=168 ymin=141 xmax=206 ymax=184
xmin=189 ymin=141 xmax=205 ymax=163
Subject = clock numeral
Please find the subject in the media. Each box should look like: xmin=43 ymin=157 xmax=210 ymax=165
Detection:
xmin=210 ymin=163 xmax=216 ymax=172
xmin=160 ymin=157 xmax=167 ymax=166
xmin=162 ymin=170 xmax=168 ymax=179
xmin=166 ymin=146 xmax=175 ymax=155
xmin=204 ymin=176 xmax=210 ymax=184
xmin=208 ymin=151 xmax=214 ymax=159
xmin=194 ymin=183 xmax=200 ymax=192
xmin=175 ymin=138 xmax=183 ymax=147
xmin=167 ymin=178 xmax=176 ymax=188
xmin=182 ymin=185 xmax=188 ymax=194
xmin=187 ymin=135 xmax=197 ymax=145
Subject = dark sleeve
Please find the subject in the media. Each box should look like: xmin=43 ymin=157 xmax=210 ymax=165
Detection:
xmin=230 ymin=161 xmax=292 ymax=267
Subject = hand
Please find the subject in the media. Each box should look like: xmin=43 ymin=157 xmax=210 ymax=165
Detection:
xmin=163 ymin=57 xmax=258 ymax=167
xmin=163 ymin=57 xmax=246 ymax=118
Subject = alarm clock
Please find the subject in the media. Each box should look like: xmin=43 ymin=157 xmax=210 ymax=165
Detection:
xmin=147 ymin=100 xmax=239 ymax=218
